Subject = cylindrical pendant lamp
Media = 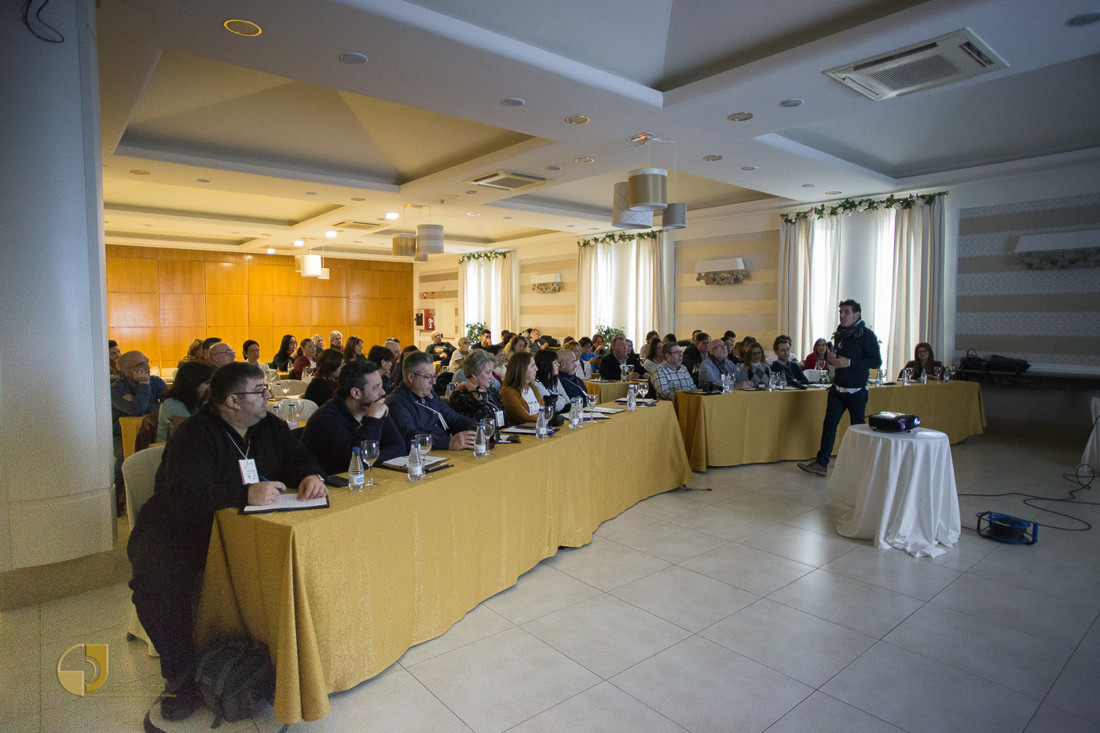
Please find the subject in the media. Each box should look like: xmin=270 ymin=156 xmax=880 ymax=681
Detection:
xmin=627 ymin=167 xmax=667 ymax=211
xmin=662 ymin=202 xmax=687 ymax=229
xmin=416 ymin=224 xmax=444 ymax=255
xmin=318 ymin=267 xmax=330 ymax=280
xmin=392 ymin=234 xmax=416 ymax=257
xmin=612 ymin=181 xmax=653 ymax=229
xmin=301 ymin=254 xmax=323 ymax=277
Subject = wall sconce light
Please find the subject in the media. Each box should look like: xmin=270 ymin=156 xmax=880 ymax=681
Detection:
xmin=527 ymin=272 xmax=562 ymax=293
xmin=696 ymin=257 xmax=749 ymax=284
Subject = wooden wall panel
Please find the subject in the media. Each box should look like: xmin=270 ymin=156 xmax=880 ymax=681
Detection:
xmin=105 ymin=248 xmax=413 ymax=370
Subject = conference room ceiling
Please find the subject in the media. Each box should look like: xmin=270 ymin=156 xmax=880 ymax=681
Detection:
xmin=97 ymin=0 xmax=1100 ymax=260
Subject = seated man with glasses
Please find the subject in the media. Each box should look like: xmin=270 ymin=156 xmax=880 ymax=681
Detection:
xmin=386 ymin=350 xmax=477 ymax=451
xmin=128 ymin=362 xmax=326 ymax=722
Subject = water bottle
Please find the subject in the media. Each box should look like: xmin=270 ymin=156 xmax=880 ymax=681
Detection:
xmin=568 ymin=401 xmax=580 ymax=429
xmin=779 ymin=373 xmax=788 ymax=389
xmin=407 ymin=443 xmax=423 ymax=482
xmin=474 ymin=422 xmax=487 ymax=458
xmin=348 ymin=447 xmax=365 ymax=492
xmin=626 ymin=384 xmax=637 ymax=411
xmin=720 ymin=373 xmax=730 ymax=393
xmin=536 ymin=406 xmax=549 ymax=439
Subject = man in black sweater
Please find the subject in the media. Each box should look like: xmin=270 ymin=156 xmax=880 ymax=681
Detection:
xmin=798 ymin=300 xmax=882 ymax=476
xmin=128 ymin=363 xmax=326 ymax=721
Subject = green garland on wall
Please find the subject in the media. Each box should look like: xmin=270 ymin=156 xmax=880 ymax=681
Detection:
xmin=781 ymin=191 xmax=947 ymax=224
xmin=577 ymin=229 xmax=663 ymax=247
xmin=458 ymin=249 xmax=511 ymax=264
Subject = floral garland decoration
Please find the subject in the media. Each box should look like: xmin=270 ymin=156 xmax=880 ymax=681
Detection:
xmin=781 ymin=191 xmax=947 ymax=224
xmin=458 ymin=249 xmax=511 ymax=264
xmin=577 ymin=229 xmax=663 ymax=247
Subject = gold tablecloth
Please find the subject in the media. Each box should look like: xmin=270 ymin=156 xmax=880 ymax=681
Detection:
xmin=674 ymin=381 xmax=985 ymax=472
xmin=195 ymin=401 xmax=693 ymax=723
xmin=584 ymin=379 xmax=646 ymax=403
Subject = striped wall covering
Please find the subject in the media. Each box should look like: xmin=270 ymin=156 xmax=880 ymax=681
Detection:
xmin=955 ymin=193 xmax=1100 ymax=369
xmin=672 ymin=229 xmax=781 ymax=347
xmin=519 ymin=253 xmax=577 ymax=336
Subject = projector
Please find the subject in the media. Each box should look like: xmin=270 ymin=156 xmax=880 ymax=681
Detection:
xmin=868 ymin=411 xmax=920 ymax=432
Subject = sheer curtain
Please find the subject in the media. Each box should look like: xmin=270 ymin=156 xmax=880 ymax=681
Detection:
xmin=779 ymin=216 xmax=838 ymax=359
xmin=577 ymin=234 xmax=671 ymax=343
xmin=460 ymin=253 xmax=519 ymax=338
xmin=889 ymin=196 xmax=945 ymax=376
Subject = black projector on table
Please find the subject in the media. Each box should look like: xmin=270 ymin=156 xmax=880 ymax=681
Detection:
xmin=868 ymin=411 xmax=920 ymax=432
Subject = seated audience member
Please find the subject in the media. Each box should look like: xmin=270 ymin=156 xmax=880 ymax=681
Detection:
xmin=653 ymin=342 xmax=695 ymax=400
xmin=271 ymin=334 xmax=297 ymax=372
xmin=344 ymin=336 xmax=367 ymax=366
xmin=291 ymin=338 xmax=317 ymax=379
xmin=533 ymin=349 xmax=570 ymax=414
xmin=698 ymin=339 xmax=751 ymax=390
xmin=199 ymin=337 xmax=223 ymax=365
xmin=426 ymin=331 xmax=456 ymax=364
xmin=899 ymin=341 xmax=943 ymax=380
xmin=506 ymin=334 xmax=529 ymax=356
xmin=178 ymin=338 xmax=203 ymax=369
xmin=301 ymin=360 xmax=404 ymax=475
xmin=109 ymin=340 xmax=122 ymax=381
xmin=207 ymin=340 xmax=235 ymax=368
xmin=734 ymin=337 xmax=758 ymax=365
xmin=384 ymin=339 xmax=402 ymax=382
xmin=526 ymin=328 xmax=542 ymax=352
xmin=303 ymin=348 xmax=345 ymax=406
xmin=722 ymin=335 xmax=740 ymax=364
xmin=243 ymin=339 xmax=273 ymax=380
xmin=662 ymin=333 xmax=678 ymax=347
xmin=367 ymin=345 xmax=397 ymax=393
xmin=128 ymin=363 xmax=325 ymax=721
xmin=740 ymin=342 xmax=772 ymax=388
xmin=682 ymin=331 xmax=711 ymax=375
xmin=556 ymin=347 xmax=589 ymax=401
xmin=577 ymin=337 xmax=599 ymax=370
xmin=328 ymin=331 xmax=343 ymax=351
xmin=311 ymin=333 xmax=325 ymax=351
xmin=570 ymin=341 xmax=593 ymax=380
xmin=448 ymin=336 xmax=472 ymax=374
xmin=112 ymin=351 xmax=169 ymax=509
xmin=500 ymin=351 xmax=545 ymax=424
xmin=591 ymin=333 xmax=608 ymax=357
xmin=489 ymin=346 xmax=508 ymax=386
xmin=771 ymin=335 xmax=809 ymax=386
xmin=449 ymin=349 xmax=507 ymax=428
xmin=642 ymin=339 xmax=665 ymax=377
xmin=803 ymin=338 xmax=829 ymax=370
xmin=470 ymin=328 xmax=492 ymax=351
xmin=599 ymin=335 xmax=645 ymax=381
xmin=386 ymin=350 xmax=476 ymax=450
xmin=157 ymin=361 xmax=215 ymax=442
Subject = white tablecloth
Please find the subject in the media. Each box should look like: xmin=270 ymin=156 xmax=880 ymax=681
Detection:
xmin=827 ymin=425 xmax=961 ymax=558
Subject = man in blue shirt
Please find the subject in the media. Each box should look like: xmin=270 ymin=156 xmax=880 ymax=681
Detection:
xmin=387 ymin=350 xmax=477 ymax=450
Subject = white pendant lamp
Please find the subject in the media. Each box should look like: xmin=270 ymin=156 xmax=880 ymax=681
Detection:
xmin=301 ymin=254 xmax=323 ymax=277
xmin=416 ymin=224 xmax=444 ymax=255
xmin=627 ymin=168 xmax=667 ymax=211
xmin=612 ymin=181 xmax=653 ymax=229
xmin=391 ymin=234 xmax=416 ymax=257
xmin=662 ymin=202 xmax=687 ymax=230
xmin=318 ymin=267 xmax=330 ymax=280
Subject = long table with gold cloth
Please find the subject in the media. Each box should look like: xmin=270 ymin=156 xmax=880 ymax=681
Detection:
xmin=194 ymin=401 xmax=693 ymax=724
xmin=674 ymin=380 xmax=986 ymax=472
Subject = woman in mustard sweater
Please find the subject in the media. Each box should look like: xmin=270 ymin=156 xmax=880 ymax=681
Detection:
xmin=499 ymin=351 xmax=544 ymax=424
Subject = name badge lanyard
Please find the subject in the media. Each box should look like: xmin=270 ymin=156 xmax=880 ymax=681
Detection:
xmin=226 ymin=429 xmax=260 ymax=484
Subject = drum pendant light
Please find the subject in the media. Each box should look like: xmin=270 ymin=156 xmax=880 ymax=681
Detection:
xmin=391 ymin=234 xmax=416 ymax=257
xmin=301 ymin=254 xmax=323 ymax=277
xmin=627 ymin=168 xmax=667 ymax=211
xmin=662 ymin=202 xmax=687 ymax=229
xmin=612 ymin=181 xmax=653 ymax=229
xmin=416 ymin=224 xmax=444 ymax=255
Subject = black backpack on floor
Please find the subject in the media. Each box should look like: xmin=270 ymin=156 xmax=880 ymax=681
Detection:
xmin=194 ymin=639 xmax=276 ymax=728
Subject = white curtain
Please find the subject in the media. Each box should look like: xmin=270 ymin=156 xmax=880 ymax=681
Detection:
xmin=460 ymin=253 xmax=519 ymax=338
xmin=577 ymin=235 xmax=670 ymax=343
xmin=889 ymin=196 xmax=945 ymax=376
xmin=779 ymin=216 xmax=838 ymax=359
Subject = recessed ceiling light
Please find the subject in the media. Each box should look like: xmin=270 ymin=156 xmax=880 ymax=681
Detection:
xmin=261 ymin=233 xmax=271 ymax=236
xmin=467 ymin=212 xmax=479 ymax=216
xmin=548 ymin=165 xmax=563 ymax=171
xmin=779 ymin=98 xmax=804 ymax=108
xmin=826 ymin=190 xmax=842 ymax=195
xmin=466 ymin=190 xmax=477 ymax=195
xmin=801 ymin=183 xmax=815 ymax=188
xmin=500 ymin=97 xmax=526 ymax=107
xmin=266 ymin=247 xmax=275 ymax=255
xmin=564 ymin=115 xmax=590 ymax=125
xmin=702 ymin=155 xmax=723 ymax=162
xmin=223 ymin=19 xmax=262 ymax=36
xmin=567 ymin=224 xmax=575 ymax=228
xmin=293 ymin=239 xmax=304 ymax=247
xmin=325 ymin=230 xmax=338 ymax=238
xmin=573 ymin=156 xmax=594 ymax=164
xmin=741 ymin=165 xmax=758 ymax=171
xmin=351 ymin=196 xmax=366 ymax=202
xmin=143 ymin=223 xmax=153 ymax=227
xmin=727 ymin=112 xmax=754 ymax=122
xmin=1066 ymin=11 xmax=1100 ymax=26
xmin=196 ymin=178 xmax=211 ymax=183
xmin=129 ymin=169 xmax=150 ymax=175
xmin=503 ymin=216 xmax=512 ymax=220
xmin=354 ymin=240 xmax=362 ymax=244
xmin=589 ymin=227 xmax=599 ymax=231
xmin=384 ymin=212 xmax=400 ymax=220
xmin=338 ymin=52 xmax=368 ymax=65
xmin=305 ymin=191 xmax=317 ymax=196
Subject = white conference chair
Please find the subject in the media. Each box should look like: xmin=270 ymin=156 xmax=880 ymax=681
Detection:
xmin=282 ymin=380 xmax=308 ymax=397
xmin=122 ymin=445 xmax=165 ymax=657
xmin=297 ymin=398 xmax=319 ymax=422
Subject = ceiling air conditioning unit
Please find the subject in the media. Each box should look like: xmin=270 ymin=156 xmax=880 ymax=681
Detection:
xmin=331 ymin=220 xmax=383 ymax=231
xmin=824 ymin=28 xmax=1007 ymax=101
xmin=467 ymin=170 xmax=546 ymax=191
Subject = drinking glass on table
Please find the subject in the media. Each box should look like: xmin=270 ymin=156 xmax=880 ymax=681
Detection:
xmin=934 ymin=366 xmax=944 ymax=381
xmin=360 ymin=440 xmax=379 ymax=486
xmin=415 ymin=433 xmax=432 ymax=460
xmin=585 ymin=392 xmax=598 ymax=422
xmin=903 ymin=366 xmax=913 ymax=385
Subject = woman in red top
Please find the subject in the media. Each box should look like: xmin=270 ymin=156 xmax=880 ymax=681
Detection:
xmin=899 ymin=342 xmax=943 ymax=380
xmin=803 ymin=338 xmax=829 ymax=370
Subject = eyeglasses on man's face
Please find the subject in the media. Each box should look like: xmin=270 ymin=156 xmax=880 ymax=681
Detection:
xmin=232 ymin=385 xmax=271 ymax=397
xmin=410 ymin=371 xmax=437 ymax=382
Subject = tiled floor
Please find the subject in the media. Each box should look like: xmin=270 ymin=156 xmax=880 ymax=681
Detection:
xmin=4 ymin=432 xmax=1100 ymax=732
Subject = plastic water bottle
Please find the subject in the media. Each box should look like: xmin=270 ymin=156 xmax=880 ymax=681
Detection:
xmin=536 ymin=407 xmax=549 ymax=439
xmin=626 ymin=384 xmax=637 ymax=411
xmin=568 ymin=401 xmax=581 ymax=429
xmin=407 ymin=444 xmax=423 ymax=482
xmin=348 ymin=447 xmax=365 ymax=492
xmin=474 ymin=422 xmax=487 ymax=458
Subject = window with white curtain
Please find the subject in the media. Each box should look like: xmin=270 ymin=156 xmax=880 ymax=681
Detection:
xmin=460 ymin=253 xmax=518 ymax=338
xmin=577 ymin=234 xmax=672 ymax=344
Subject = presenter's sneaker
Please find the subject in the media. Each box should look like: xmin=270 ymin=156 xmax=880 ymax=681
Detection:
xmin=797 ymin=460 xmax=827 ymax=476
xmin=160 ymin=675 xmax=203 ymax=721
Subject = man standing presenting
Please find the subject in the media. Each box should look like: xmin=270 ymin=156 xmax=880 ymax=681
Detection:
xmin=387 ymin=351 xmax=477 ymax=450
xmin=798 ymin=300 xmax=881 ymax=476
xmin=128 ymin=363 xmax=326 ymax=720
